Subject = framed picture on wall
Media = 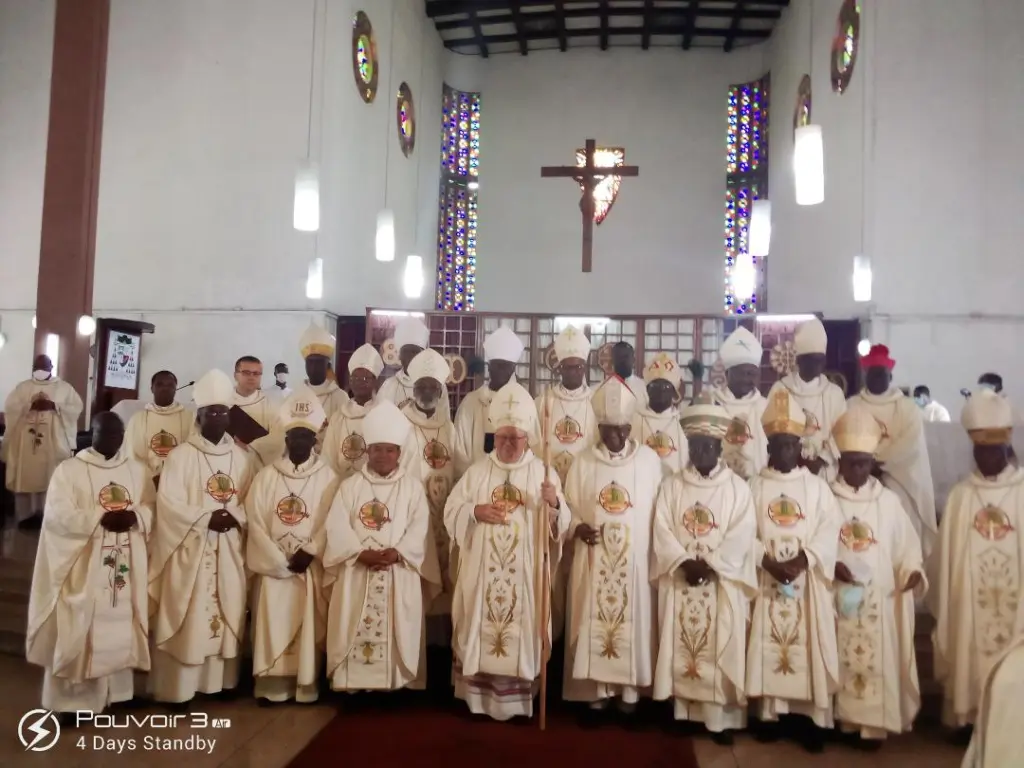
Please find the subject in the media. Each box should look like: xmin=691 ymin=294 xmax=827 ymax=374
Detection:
xmin=104 ymin=330 xmax=141 ymax=390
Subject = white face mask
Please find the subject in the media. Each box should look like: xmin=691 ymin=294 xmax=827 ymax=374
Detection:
xmin=32 ymin=369 xmax=51 ymax=382
xmin=275 ymin=373 xmax=287 ymax=384
xmin=979 ymin=383 xmax=997 ymax=392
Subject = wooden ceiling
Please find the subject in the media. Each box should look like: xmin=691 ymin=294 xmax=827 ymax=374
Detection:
xmin=425 ymin=1 xmax=791 ymax=57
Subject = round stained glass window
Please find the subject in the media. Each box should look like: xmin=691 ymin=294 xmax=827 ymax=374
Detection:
xmin=831 ymin=0 xmax=861 ymax=94
xmin=397 ymin=82 xmax=415 ymax=157
xmin=794 ymin=74 xmax=812 ymax=137
xmin=352 ymin=11 xmax=378 ymax=103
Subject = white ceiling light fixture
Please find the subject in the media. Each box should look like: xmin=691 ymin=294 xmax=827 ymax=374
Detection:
xmin=853 ymin=255 xmax=872 ymax=302
xmin=77 ymin=314 xmax=96 ymax=336
xmin=554 ymin=316 xmax=611 ymax=332
xmin=732 ymin=257 xmax=757 ymax=304
xmin=403 ymin=255 xmax=424 ymax=298
xmin=0 ymin=332 xmax=6 ymax=351
xmin=749 ymin=199 xmax=772 ymax=257
xmin=369 ymin=309 xmax=425 ymax=318
xmin=857 ymin=338 xmax=871 ymax=356
xmin=45 ymin=333 xmax=60 ymax=377
xmin=376 ymin=209 xmax=395 ymax=262
xmin=31 ymin=314 xmax=37 ymax=329
xmin=755 ymin=314 xmax=816 ymax=323
xmin=794 ymin=125 xmax=825 ymax=206
xmin=376 ymin=0 xmax=399 ymax=263
xmin=293 ymin=0 xmax=326 ymax=233
xmin=306 ymin=257 xmax=323 ymax=300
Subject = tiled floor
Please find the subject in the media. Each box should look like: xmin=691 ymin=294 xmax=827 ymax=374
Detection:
xmin=0 ymin=652 xmax=968 ymax=768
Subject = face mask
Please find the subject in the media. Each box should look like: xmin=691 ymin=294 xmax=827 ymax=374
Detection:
xmin=838 ymin=584 xmax=866 ymax=619
xmin=979 ymin=383 xmax=997 ymax=392
xmin=914 ymin=396 xmax=927 ymax=407
xmin=275 ymin=373 xmax=287 ymax=384
xmin=32 ymin=369 xmax=51 ymax=382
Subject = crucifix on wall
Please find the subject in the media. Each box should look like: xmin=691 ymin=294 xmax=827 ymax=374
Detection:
xmin=541 ymin=138 xmax=640 ymax=273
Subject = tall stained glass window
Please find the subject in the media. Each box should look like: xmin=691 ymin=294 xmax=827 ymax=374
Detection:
xmin=724 ymin=76 xmax=770 ymax=315
xmin=435 ymin=86 xmax=481 ymax=312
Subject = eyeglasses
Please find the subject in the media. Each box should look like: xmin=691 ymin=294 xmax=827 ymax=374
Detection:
xmin=237 ymin=369 xmax=262 ymax=377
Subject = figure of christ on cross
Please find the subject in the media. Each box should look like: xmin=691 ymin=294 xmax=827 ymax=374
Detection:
xmin=540 ymin=138 xmax=640 ymax=273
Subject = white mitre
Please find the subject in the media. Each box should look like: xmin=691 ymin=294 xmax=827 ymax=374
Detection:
xmin=348 ymin=343 xmax=384 ymax=377
xmin=962 ymin=389 xmax=1014 ymax=445
xmin=833 ymin=406 xmax=883 ymax=454
xmin=393 ymin=317 xmax=430 ymax=350
xmin=720 ymin=326 xmax=763 ymax=369
xmin=362 ymin=400 xmax=412 ymax=447
xmin=793 ymin=318 xmax=827 ymax=355
xmin=194 ymin=369 xmax=234 ymax=408
xmin=278 ymin=387 xmax=326 ymax=432
xmin=299 ymin=322 xmax=336 ymax=359
xmin=643 ymin=352 xmax=682 ymax=388
xmin=554 ymin=324 xmax=591 ymax=362
xmin=488 ymin=382 xmax=535 ymax=432
xmin=408 ymin=348 xmax=450 ymax=387
xmin=591 ymin=376 xmax=637 ymax=427
xmin=484 ymin=326 xmax=524 ymax=363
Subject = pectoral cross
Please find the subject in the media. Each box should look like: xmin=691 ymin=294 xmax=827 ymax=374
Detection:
xmin=540 ymin=138 xmax=639 ymax=273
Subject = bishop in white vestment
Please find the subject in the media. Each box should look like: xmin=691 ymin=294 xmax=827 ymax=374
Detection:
xmin=747 ymin=389 xmax=841 ymax=751
xmin=961 ymin=636 xmax=1024 ymax=768
xmin=322 ymin=343 xmax=383 ymax=480
xmin=931 ymin=389 xmax=1024 ymax=730
xmin=124 ymin=370 xmax=194 ymax=488
xmin=299 ymin=322 xmax=349 ymax=435
xmin=3 ymin=354 xmax=83 ymax=526
xmin=713 ymin=327 xmax=768 ymax=480
xmin=446 ymin=382 xmax=570 ymax=721
xmin=850 ymin=344 xmax=937 ymax=558
xmin=606 ymin=341 xmax=649 ymax=411
xmin=830 ymin=407 xmax=925 ymax=744
xmin=324 ymin=401 xmax=441 ymax=692
xmin=231 ymin=355 xmax=284 ymax=466
xmin=453 ymin=326 xmax=539 ymax=477
xmin=564 ymin=377 xmax=661 ymax=713
xmin=379 ymin=316 xmax=451 ymax=421
xmin=767 ymin=319 xmax=846 ymax=484
xmin=652 ymin=396 xmax=758 ymax=744
xmin=400 ymin=349 xmax=457 ymax=623
xmin=26 ymin=412 xmax=153 ymax=716
xmin=247 ymin=390 xmax=339 ymax=704
xmin=149 ymin=369 xmax=256 ymax=705
xmin=631 ymin=353 xmax=688 ymax=476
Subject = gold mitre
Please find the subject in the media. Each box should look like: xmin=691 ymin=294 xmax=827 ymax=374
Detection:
xmin=761 ymin=388 xmax=806 ymax=437
xmin=833 ymin=406 xmax=883 ymax=455
xmin=643 ymin=352 xmax=681 ymax=388
xmin=962 ymin=389 xmax=1014 ymax=445
xmin=299 ymin=322 xmax=336 ymax=359
xmin=488 ymin=381 xmax=534 ymax=431
xmin=679 ymin=393 xmax=732 ymax=439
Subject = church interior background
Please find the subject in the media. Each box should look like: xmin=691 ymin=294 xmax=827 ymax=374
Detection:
xmin=1 ymin=0 xmax=1020 ymax=765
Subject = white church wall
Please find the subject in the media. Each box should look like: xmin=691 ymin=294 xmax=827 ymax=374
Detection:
xmin=469 ymin=45 xmax=769 ymax=315
xmin=764 ymin=0 xmax=871 ymax=318
xmin=0 ymin=0 xmax=55 ymax=402
xmin=88 ymin=0 xmax=445 ymax=383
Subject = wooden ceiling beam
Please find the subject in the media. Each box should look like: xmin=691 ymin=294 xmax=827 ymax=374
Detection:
xmin=432 ymin=6 xmax=783 ymax=32
xmin=444 ymin=23 xmax=773 ymax=49
xmin=554 ymin=0 xmax=568 ymax=51
xmin=469 ymin=9 xmax=490 ymax=57
xmin=641 ymin=0 xmax=653 ymax=50
xmin=425 ymin=0 xmax=788 ymax=17
xmin=723 ymin=1 xmax=746 ymax=53
xmin=682 ymin=0 xmax=700 ymax=50
xmin=509 ymin=0 xmax=528 ymax=55
xmin=600 ymin=0 xmax=609 ymax=51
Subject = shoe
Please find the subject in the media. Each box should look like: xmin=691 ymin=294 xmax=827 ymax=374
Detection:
xmin=710 ymin=730 xmax=735 ymax=746
xmin=799 ymin=727 xmax=826 ymax=754
xmin=18 ymin=513 xmax=43 ymax=531
xmin=751 ymin=720 xmax=779 ymax=743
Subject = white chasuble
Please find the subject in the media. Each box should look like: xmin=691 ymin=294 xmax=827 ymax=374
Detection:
xmin=149 ymin=433 xmax=254 ymax=703
xmin=712 ymin=387 xmax=769 ymax=481
xmin=3 ymin=377 xmax=83 ymax=496
xmin=631 ymin=406 xmax=688 ymax=477
xmin=307 ymin=380 xmax=349 ymax=450
xmin=232 ymin=390 xmax=285 ymax=467
xmin=323 ymin=466 xmax=441 ymax=691
xmin=124 ymin=403 xmax=194 ymax=480
xmin=379 ymin=371 xmax=452 ymax=422
xmin=245 ymin=454 xmax=338 ymax=702
xmin=851 ymin=389 xmax=938 ymax=558
xmin=651 ymin=464 xmax=758 ymax=731
xmin=535 ymin=385 xmax=598 ymax=487
xmin=962 ymin=636 xmax=1024 ymax=768
xmin=454 ymin=380 xmax=541 ymax=478
xmin=747 ymin=467 xmax=841 ymax=728
xmin=445 ymin=451 xmax=570 ymax=720
xmin=321 ymin=398 xmax=375 ymax=480
xmin=563 ymin=441 xmax=662 ymax=703
xmin=769 ymin=376 xmax=847 ymax=483
xmin=401 ymin=404 xmax=457 ymax=613
xmin=831 ymin=477 xmax=925 ymax=738
xmin=931 ymin=466 xmax=1024 ymax=728
xmin=27 ymin=449 xmax=153 ymax=712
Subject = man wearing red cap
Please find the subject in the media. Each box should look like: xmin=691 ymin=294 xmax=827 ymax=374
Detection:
xmin=848 ymin=345 xmax=937 ymax=558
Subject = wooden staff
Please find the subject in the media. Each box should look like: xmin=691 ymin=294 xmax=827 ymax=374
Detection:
xmin=539 ymin=391 xmax=553 ymax=731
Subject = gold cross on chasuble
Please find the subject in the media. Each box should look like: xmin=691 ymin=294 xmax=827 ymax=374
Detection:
xmin=540 ymin=138 xmax=640 ymax=273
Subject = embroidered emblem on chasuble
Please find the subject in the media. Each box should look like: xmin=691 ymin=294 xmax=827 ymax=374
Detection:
xmin=491 ymin=481 xmax=523 ymax=514
xmin=840 ymin=518 xmax=877 ymax=552
xmin=802 ymin=410 xmax=820 ymax=437
xmin=683 ymin=503 xmax=718 ymax=537
xmin=150 ymin=429 xmax=178 ymax=457
xmin=98 ymin=483 xmax=132 ymax=512
xmin=593 ymin=523 xmax=631 ymax=662
xmin=276 ymin=494 xmax=309 ymax=526
xmin=725 ymin=417 xmax=752 ymax=446
xmin=767 ymin=495 xmax=805 ymax=527
xmin=206 ymin=471 xmax=237 ymax=503
xmin=973 ymin=505 xmax=1015 ymax=541
xmin=598 ymin=481 xmax=632 ymax=515
xmin=423 ymin=439 xmax=451 ymax=470
xmin=554 ymin=415 xmax=582 ymax=445
xmin=645 ymin=431 xmax=676 ymax=457
xmin=552 ymin=451 xmax=575 ymax=486
xmin=359 ymin=500 xmax=391 ymax=531
xmin=341 ymin=433 xmax=367 ymax=461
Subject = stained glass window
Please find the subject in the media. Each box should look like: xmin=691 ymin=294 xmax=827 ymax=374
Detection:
xmin=351 ymin=12 xmax=377 ymax=103
xmin=831 ymin=0 xmax=861 ymax=94
xmin=435 ymin=85 xmax=481 ymax=312
xmin=396 ymin=82 xmax=415 ymax=157
xmin=574 ymin=147 xmax=625 ymax=225
xmin=724 ymin=76 xmax=770 ymax=315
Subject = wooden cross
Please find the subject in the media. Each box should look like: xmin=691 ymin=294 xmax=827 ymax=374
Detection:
xmin=540 ymin=138 xmax=640 ymax=273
